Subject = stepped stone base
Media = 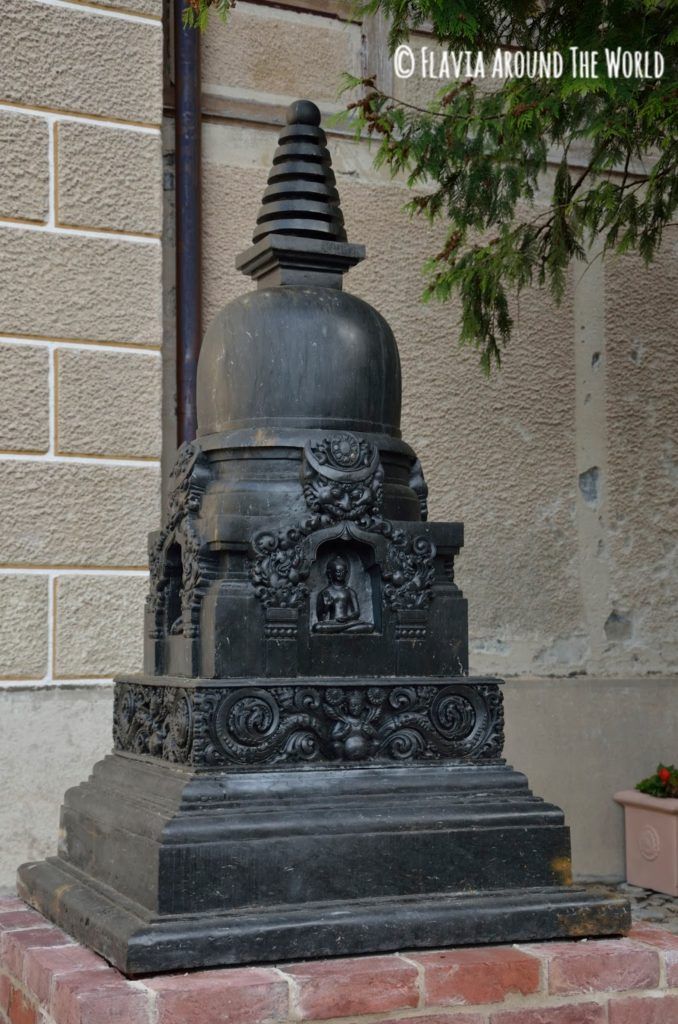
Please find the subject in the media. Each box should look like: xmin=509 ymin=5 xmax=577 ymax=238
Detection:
xmin=2 ymin=898 xmax=678 ymax=1024
xmin=17 ymin=755 xmax=629 ymax=974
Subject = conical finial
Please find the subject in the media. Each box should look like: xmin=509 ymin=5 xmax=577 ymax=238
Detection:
xmin=236 ymin=99 xmax=365 ymax=289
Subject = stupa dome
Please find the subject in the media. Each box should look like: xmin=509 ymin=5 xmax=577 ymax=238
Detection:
xmin=196 ymin=99 xmax=402 ymax=439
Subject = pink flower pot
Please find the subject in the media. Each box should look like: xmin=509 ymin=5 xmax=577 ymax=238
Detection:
xmin=614 ymin=789 xmax=678 ymax=896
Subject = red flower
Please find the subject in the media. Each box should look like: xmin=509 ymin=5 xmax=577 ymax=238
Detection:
xmin=658 ymin=767 xmax=671 ymax=784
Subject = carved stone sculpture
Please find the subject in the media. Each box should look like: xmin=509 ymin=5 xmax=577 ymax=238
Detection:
xmin=19 ymin=99 xmax=629 ymax=975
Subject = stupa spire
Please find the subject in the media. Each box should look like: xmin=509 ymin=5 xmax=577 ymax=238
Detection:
xmin=235 ymin=99 xmax=365 ymax=288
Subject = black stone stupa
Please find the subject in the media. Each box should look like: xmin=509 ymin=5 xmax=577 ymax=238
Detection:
xmin=18 ymin=100 xmax=629 ymax=975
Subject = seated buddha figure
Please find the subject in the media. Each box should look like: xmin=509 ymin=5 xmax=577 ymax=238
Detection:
xmin=313 ymin=554 xmax=373 ymax=634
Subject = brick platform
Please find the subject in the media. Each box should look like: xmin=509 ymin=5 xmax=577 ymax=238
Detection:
xmin=2 ymin=898 xmax=678 ymax=1024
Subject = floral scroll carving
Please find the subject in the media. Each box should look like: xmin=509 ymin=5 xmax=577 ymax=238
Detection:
xmin=113 ymin=679 xmax=505 ymax=769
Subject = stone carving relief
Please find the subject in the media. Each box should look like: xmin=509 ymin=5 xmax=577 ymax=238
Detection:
xmin=250 ymin=431 xmax=436 ymax=616
xmin=301 ymin=433 xmax=384 ymax=522
xmin=380 ymin=530 xmax=436 ymax=610
xmin=114 ymin=683 xmax=193 ymax=763
xmin=409 ymin=458 xmax=429 ymax=521
xmin=113 ymin=679 xmax=505 ymax=769
xmin=146 ymin=441 xmax=214 ymax=639
xmin=313 ymin=553 xmax=373 ymax=634
xmin=250 ymin=526 xmax=312 ymax=609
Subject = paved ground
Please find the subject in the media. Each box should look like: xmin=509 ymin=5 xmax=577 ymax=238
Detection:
xmin=586 ymin=882 xmax=678 ymax=933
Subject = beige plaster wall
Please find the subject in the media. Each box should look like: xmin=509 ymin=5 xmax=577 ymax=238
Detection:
xmin=0 ymin=0 xmax=163 ymax=698
xmin=199 ymin=3 xmax=678 ymax=679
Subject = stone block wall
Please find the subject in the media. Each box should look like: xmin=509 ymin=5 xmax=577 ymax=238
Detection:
xmin=0 ymin=0 xmax=163 ymax=690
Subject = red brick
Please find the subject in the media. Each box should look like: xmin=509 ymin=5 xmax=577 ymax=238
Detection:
xmin=7 ymin=987 xmax=37 ymax=1024
xmin=628 ymin=927 xmax=678 ymax=988
xmin=490 ymin=1003 xmax=606 ymax=1024
xmin=146 ymin=967 xmax=288 ymax=1024
xmin=609 ymin=993 xmax=678 ymax=1024
xmin=51 ymin=968 xmax=150 ymax=1024
xmin=283 ymin=954 xmax=419 ymax=1019
xmin=410 ymin=946 xmax=541 ymax=1006
xmin=628 ymin=926 xmax=678 ymax=952
xmin=525 ymin=938 xmax=660 ymax=995
xmin=23 ymin=943 xmax=109 ymax=1005
xmin=667 ymin=953 xmax=678 ymax=988
xmin=1 ymin=928 xmax=73 ymax=980
xmin=0 ymin=974 xmax=10 ymax=1014
xmin=0 ymin=912 xmax=47 ymax=935
xmin=0 ymin=901 xmax=25 ymax=915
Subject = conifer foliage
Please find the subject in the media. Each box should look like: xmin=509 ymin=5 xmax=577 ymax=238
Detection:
xmin=344 ymin=0 xmax=677 ymax=371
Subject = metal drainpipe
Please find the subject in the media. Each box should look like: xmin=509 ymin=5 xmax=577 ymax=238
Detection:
xmin=174 ymin=0 xmax=202 ymax=446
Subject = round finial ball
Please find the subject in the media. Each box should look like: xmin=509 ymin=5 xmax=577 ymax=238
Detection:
xmin=286 ymin=99 xmax=321 ymax=127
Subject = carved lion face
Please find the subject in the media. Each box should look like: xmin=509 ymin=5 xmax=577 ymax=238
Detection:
xmin=304 ymin=473 xmax=383 ymax=520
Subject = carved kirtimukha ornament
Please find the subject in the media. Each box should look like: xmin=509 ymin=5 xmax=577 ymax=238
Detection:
xmin=20 ymin=100 xmax=629 ymax=975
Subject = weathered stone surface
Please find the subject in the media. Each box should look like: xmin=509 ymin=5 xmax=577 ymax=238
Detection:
xmin=0 ymin=344 xmax=49 ymax=452
xmin=0 ymin=574 xmax=48 ymax=679
xmin=0 ymin=228 xmax=161 ymax=345
xmin=198 ymin=123 xmax=678 ymax=682
xmin=1 ymin=0 xmax=162 ymax=124
xmin=54 ymin=574 xmax=148 ymax=677
xmin=202 ymin=3 xmax=361 ymax=103
xmin=57 ymin=123 xmax=162 ymax=235
xmin=0 ymin=462 xmax=160 ymax=567
xmin=56 ymin=348 xmax=162 ymax=458
xmin=0 ymin=110 xmax=49 ymax=222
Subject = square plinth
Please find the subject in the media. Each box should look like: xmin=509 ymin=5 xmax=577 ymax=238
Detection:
xmin=18 ymin=749 xmax=630 ymax=975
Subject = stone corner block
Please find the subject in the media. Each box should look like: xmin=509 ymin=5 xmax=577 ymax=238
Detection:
xmin=2 ymin=0 xmax=162 ymax=125
xmin=57 ymin=121 xmax=162 ymax=235
xmin=0 ymin=110 xmax=49 ymax=222
xmin=0 ymin=573 xmax=48 ymax=678
xmin=54 ymin=573 xmax=149 ymax=677
xmin=0 ymin=228 xmax=161 ymax=346
xmin=0 ymin=461 xmax=160 ymax=567
xmin=56 ymin=347 xmax=161 ymax=459
xmin=0 ymin=344 xmax=50 ymax=453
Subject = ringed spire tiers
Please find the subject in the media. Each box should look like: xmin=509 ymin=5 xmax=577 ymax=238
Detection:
xmin=235 ymin=99 xmax=365 ymax=288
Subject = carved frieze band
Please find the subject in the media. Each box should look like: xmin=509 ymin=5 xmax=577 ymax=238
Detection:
xmin=113 ymin=679 xmax=504 ymax=770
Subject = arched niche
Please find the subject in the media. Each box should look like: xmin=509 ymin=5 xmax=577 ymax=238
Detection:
xmin=309 ymin=538 xmax=381 ymax=636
